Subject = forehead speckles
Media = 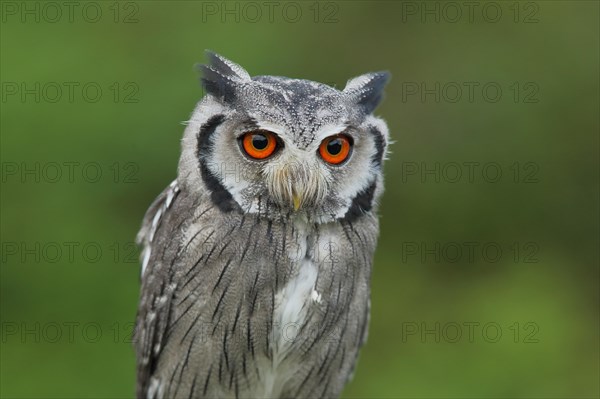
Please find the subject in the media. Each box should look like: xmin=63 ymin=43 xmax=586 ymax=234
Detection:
xmin=242 ymin=76 xmax=348 ymax=144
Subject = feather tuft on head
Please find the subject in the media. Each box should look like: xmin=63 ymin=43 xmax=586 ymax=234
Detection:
xmin=343 ymin=72 xmax=390 ymax=114
xmin=198 ymin=51 xmax=251 ymax=102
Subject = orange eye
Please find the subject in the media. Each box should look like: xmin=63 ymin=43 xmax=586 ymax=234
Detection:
xmin=319 ymin=134 xmax=352 ymax=165
xmin=241 ymin=131 xmax=278 ymax=159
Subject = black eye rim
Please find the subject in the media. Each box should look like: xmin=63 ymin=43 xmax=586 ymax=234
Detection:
xmin=238 ymin=130 xmax=283 ymax=160
xmin=318 ymin=134 xmax=354 ymax=165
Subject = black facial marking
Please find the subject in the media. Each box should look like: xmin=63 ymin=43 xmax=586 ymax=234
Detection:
xmin=241 ymin=117 xmax=260 ymax=131
xmin=197 ymin=114 xmax=225 ymax=155
xmin=196 ymin=114 xmax=241 ymax=213
xmin=370 ymin=126 xmax=386 ymax=168
xmin=341 ymin=180 xmax=377 ymax=222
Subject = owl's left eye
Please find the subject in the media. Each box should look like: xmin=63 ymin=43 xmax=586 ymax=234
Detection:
xmin=241 ymin=131 xmax=278 ymax=160
xmin=319 ymin=134 xmax=353 ymax=165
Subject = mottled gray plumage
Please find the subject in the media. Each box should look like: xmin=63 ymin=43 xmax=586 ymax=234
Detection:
xmin=134 ymin=52 xmax=390 ymax=399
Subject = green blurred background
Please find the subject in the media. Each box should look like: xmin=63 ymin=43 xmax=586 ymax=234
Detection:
xmin=1 ymin=1 xmax=598 ymax=398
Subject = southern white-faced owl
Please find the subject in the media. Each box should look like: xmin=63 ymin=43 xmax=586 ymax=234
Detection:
xmin=134 ymin=52 xmax=390 ymax=399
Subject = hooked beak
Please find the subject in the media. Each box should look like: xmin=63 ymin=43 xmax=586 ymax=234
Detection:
xmin=265 ymin=160 xmax=328 ymax=212
xmin=293 ymin=194 xmax=302 ymax=211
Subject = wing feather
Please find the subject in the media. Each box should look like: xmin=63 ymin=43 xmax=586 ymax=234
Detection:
xmin=134 ymin=180 xmax=180 ymax=399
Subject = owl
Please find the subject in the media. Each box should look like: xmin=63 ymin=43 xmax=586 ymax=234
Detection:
xmin=134 ymin=52 xmax=390 ymax=399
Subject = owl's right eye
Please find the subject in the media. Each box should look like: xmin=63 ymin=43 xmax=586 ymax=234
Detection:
xmin=241 ymin=131 xmax=278 ymax=160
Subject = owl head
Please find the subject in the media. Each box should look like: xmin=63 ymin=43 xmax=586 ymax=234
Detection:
xmin=178 ymin=52 xmax=390 ymax=224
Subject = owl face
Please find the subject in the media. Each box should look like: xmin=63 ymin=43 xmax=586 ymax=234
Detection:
xmin=178 ymin=53 xmax=390 ymax=224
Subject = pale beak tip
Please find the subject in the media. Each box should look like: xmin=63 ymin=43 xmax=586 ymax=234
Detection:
xmin=293 ymin=195 xmax=302 ymax=211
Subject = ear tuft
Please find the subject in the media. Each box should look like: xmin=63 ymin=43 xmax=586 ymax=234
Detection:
xmin=198 ymin=51 xmax=251 ymax=102
xmin=343 ymin=72 xmax=390 ymax=114
xmin=205 ymin=51 xmax=251 ymax=81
